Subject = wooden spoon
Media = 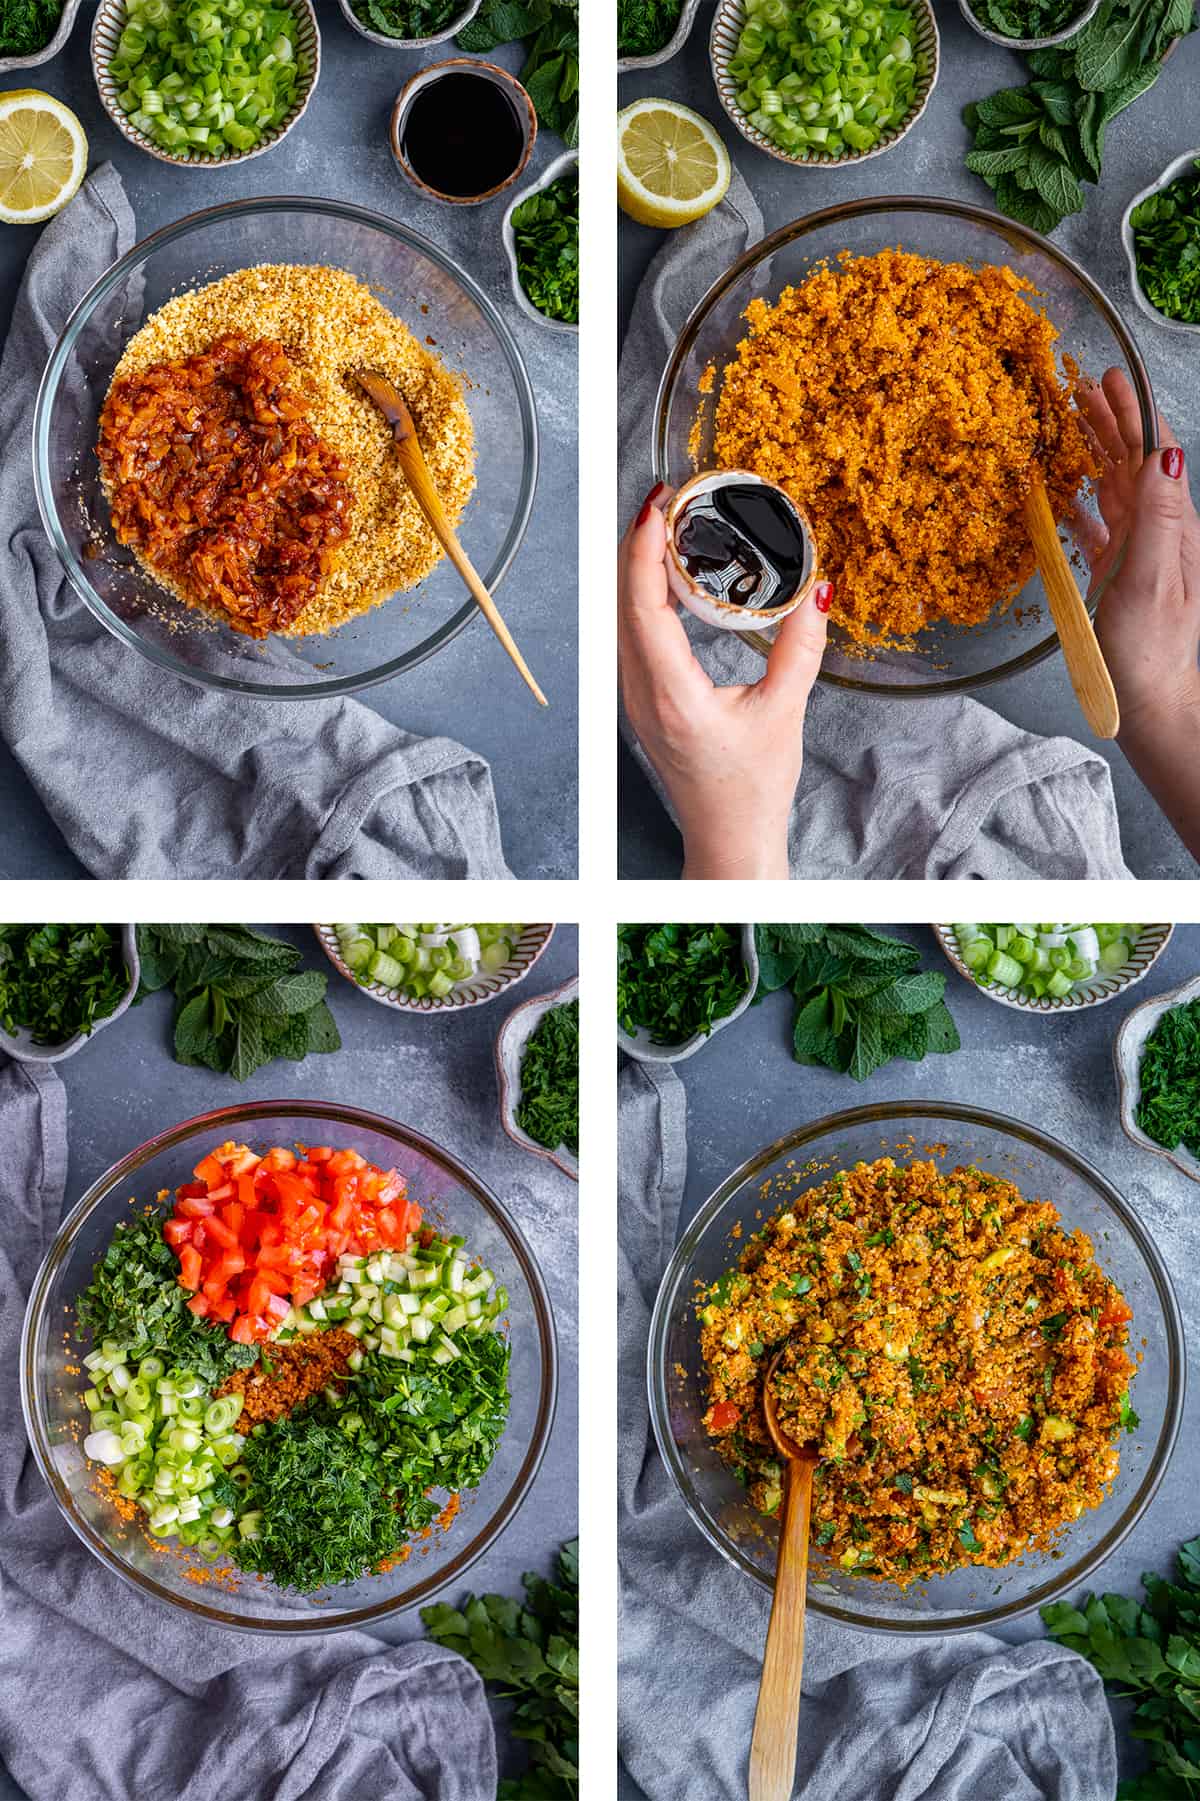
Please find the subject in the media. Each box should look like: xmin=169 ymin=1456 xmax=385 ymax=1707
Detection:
xmin=749 ymin=1350 xmax=820 ymax=1801
xmin=1024 ymin=470 xmax=1118 ymax=740
xmin=353 ymin=370 xmax=547 ymax=706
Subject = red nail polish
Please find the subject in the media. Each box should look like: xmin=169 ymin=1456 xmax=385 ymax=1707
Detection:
xmin=1163 ymin=447 xmax=1185 ymax=480
xmin=813 ymin=580 xmax=834 ymax=614
xmin=635 ymin=481 xmax=668 ymax=526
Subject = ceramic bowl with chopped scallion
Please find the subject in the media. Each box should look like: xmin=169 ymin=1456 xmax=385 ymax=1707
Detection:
xmin=314 ymin=923 xmax=555 ymax=1014
xmin=935 ymin=924 xmax=1173 ymax=1013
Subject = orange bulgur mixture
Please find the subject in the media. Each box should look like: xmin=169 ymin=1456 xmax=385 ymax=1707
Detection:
xmin=699 ymin=1157 xmax=1135 ymax=1586
xmin=711 ymin=250 xmax=1097 ymax=648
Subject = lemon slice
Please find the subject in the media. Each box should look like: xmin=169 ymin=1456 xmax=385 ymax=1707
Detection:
xmin=617 ymin=99 xmax=731 ymax=229
xmin=0 ymin=91 xmax=88 ymax=226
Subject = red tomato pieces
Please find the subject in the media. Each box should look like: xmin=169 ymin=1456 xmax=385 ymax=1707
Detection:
xmin=166 ymin=1140 xmax=421 ymax=1344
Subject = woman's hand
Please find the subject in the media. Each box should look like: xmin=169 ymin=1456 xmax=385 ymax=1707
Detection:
xmin=618 ymin=483 xmax=830 ymax=880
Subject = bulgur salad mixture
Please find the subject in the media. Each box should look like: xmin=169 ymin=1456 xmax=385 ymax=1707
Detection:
xmin=75 ymin=1138 xmax=509 ymax=1592
xmin=708 ymin=249 xmax=1097 ymax=651
xmin=96 ymin=264 xmax=475 ymax=641
xmin=698 ymin=1155 xmax=1136 ymax=1586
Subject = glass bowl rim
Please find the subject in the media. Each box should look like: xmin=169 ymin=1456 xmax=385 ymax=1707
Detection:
xmin=646 ymin=1097 xmax=1185 ymax=1635
xmin=651 ymin=192 xmax=1158 ymax=699
xmin=21 ymin=1096 xmax=559 ymax=1634
xmin=31 ymin=193 xmax=540 ymax=702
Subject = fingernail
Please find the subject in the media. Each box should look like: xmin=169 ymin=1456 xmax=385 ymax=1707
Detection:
xmin=813 ymin=580 xmax=834 ymax=614
xmin=1162 ymin=447 xmax=1185 ymax=481
xmin=635 ymin=481 xmax=668 ymax=526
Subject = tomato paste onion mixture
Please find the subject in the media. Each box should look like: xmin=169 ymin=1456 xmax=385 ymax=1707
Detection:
xmin=75 ymin=1139 xmax=510 ymax=1593
xmin=698 ymin=1156 xmax=1136 ymax=1586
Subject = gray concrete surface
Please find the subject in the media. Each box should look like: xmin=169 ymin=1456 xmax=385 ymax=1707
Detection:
xmin=0 ymin=922 xmax=578 ymax=1798
xmin=618 ymin=6 xmax=1200 ymax=879
xmin=0 ymin=10 xmax=578 ymax=879
xmin=651 ymin=921 xmax=1200 ymax=1787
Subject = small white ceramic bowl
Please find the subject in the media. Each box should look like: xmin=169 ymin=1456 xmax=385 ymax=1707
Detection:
xmin=495 ymin=975 xmax=578 ymax=1181
xmin=934 ymin=924 xmax=1174 ymax=1014
xmin=664 ymin=469 xmax=817 ymax=632
xmin=0 ymin=0 xmax=84 ymax=73
xmin=92 ymin=0 xmax=320 ymax=168
xmin=618 ymin=924 xmax=758 ymax=1064
xmin=336 ymin=0 xmax=480 ymax=49
xmin=0 ymin=925 xmax=139 ymax=1065
xmin=1121 ymin=148 xmax=1200 ymax=338
xmin=501 ymin=150 xmax=579 ymax=336
xmin=955 ymin=0 xmax=1100 ymax=51
xmin=313 ymin=924 xmax=554 ymax=1015
xmin=618 ymin=0 xmax=704 ymax=71
xmin=710 ymin=0 xmax=939 ymax=168
xmin=1114 ymin=974 xmax=1200 ymax=1185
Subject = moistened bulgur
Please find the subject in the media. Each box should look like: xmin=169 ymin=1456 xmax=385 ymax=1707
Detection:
xmin=711 ymin=250 xmax=1097 ymax=648
xmin=99 ymin=264 xmax=476 ymax=637
xmin=699 ymin=1157 xmax=1135 ymax=1586
xmin=215 ymin=1326 xmax=358 ymax=1424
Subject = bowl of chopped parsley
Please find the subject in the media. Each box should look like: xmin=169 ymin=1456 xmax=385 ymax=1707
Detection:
xmin=617 ymin=0 xmax=701 ymax=68
xmin=1116 ymin=974 xmax=1200 ymax=1185
xmin=336 ymin=0 xmax=480 ymax=48
xmin=0 ymin=0 xmax=81 ymax=70
xmin=501 ymin=150 xmax=579 ymax=333
xmin=497 ymin=976 xmax=579 ymax=1179
xmin=957 ymin=0 xmax=1100 ymax=50
xmin=617 ymin=923 xmax=757 ymax=1063
xmin=0 ymin=924 xmax=138 ymax=1063
xmin=1122 ymin=149 xmax=1200 ymax=336
xmin=22 ymin=1100 xmax=558 ymax=1629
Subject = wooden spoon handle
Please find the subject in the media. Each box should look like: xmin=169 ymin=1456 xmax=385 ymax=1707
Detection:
xmin=1024 ymin=474 xmax=1118 ymax=740
xmin=749 ymin=1458 xmax=813 ymax=1801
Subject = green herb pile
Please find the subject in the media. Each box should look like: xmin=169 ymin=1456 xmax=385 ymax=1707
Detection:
xmin=1136 ymin=995 xmax=1200 ymax=1159
xmin=77 ymin=1211 xmax=259 ymax=1388
xmin=136 ymin=925 xmax=340 ymax=1082
xmin=349 ymin=0 xmax=461 ymax=34
xmin=754 ymin=924 xmax=961 ymax=1081
xmin=233 ymin=1419 xmax=404 ymax=1592
xmin=617 ymin=0 xmax=683 ymax=56
xmin=617 ymin=923 xmax=748 ymax=1045
xmin=963 ymin=0 xmax=1196 ymax=233
xmin=424 ymin=1539 xmax=579 ymax=1799
xmin=966 ymin=0 xmax=1082 ymax=38
xmin=458 ymin=0 xmax=579 ymax=145
xmin=0 ymin=0 xmax=61 ymax=55
xmin=1131 ymin=158 xmax=1200 ymax=324
xmin=511 ymin=171 xmax=579 ymax=324
xmin=0 ymin=925 xmax=129 ymax=1047
xmin=518 ymin=998 xmax=579 ymax=1154
xmin=1044 ymin=1534 xmax=1200 ymax=1799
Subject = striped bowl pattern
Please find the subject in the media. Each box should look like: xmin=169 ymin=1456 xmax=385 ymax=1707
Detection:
xmin=313 ymin=924 xmax=555 ymax=1015
xmin=710 ymin=0 xmax=939 ymax=168
xmin=92 ymin=0 xmax=320 ymax=168
xmin=934 ymin=924 xmax=1174 ymax=1014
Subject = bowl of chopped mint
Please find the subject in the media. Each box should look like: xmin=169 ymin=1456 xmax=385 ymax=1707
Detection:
xmin=1115 ymin=973 xmax=1200 ymax=1185
xmin=617 ymin=923 xmax=757 ymax=1064
xmin=957 ymin=0 xmax=1100 ymax=51
xmin=1122 ymin=148 xmax=1200 ymax=336
xmin=336 ymin=0 xmax=480 ymax=48
xmin=502 ymin=150 xmax=579 ymax=333
xmin=617 ymin=0 xmax=702 ymax=69
xmin=497 ymin=976 xmax=579 ymax=1179
xmin=0 ymin=924 xmax=138 ymax=1064
xmin=0 ymin=0 xmax=82 ymax=71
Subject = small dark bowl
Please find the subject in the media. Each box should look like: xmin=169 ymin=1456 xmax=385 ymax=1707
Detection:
xmin=390 ymin=59 xmax=536 ymax=207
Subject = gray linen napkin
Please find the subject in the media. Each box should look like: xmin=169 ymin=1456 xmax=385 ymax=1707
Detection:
xmin=618 ymin=169 xmax=1133 ymax=879
xmin=617 ymin=1059 xmax=1117 ymax=1801
xmin=0 ymin=1055 xmax=497 ymax=1801
xmin=0 ymin=166 xmax=511 ymax=880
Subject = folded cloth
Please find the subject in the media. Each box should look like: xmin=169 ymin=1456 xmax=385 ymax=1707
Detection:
xmin=617 ymin=169 xmax=1132 ymax=880
xmin=0 ymin=1056 xmax=497 ymax=1801
xmin=617 ymin=1059 xmax=1117 ymax=1801
xmin=0 ymin=167 xmax=511 ymax=880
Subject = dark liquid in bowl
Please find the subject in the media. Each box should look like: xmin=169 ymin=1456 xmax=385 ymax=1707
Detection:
xmin=676 ymin=483 xmax=811 ymax=608
xmin=401 ymin=74 xmax=524 ymax=198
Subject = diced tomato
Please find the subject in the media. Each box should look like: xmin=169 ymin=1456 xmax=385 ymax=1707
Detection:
xmin=377 ymin=1207 xmax=400 ymax=1243
xmin=260 ymin=1147 xmax=297 ymax=1173
xmin=203 ymin=1213 xmax=239 ymax=1250
xmin=223 ymin=1148 xmax=261 ymax=1178
xmin=210 ymin=1294 xmax=236 ymax=1323
xmin=163 ymin=1219 xmax=193 ymax=1248
xmin=204 ymin=1181 xmax=236 ymax=1205
xmin=229 ymin=1315 xmax=257 ymax=1345
xmin=176 ymin=1194 xmax=215 ymax=1219
xmin=1099 ymin=1300 xmax=1134 ymax=1329
xmin=237 ymin=1172 xmax=258 ymax=1209
xmin=177 ymin=1182 xmax=208 ymax=1201
xmin=263 ymin=1293 xmax=290 ymax=1323
xmin=178 ymin=1244 xmax=202 ymax=1291
xmin=709 ymin=1402 xmax=741 ymax=1433
xmin=327 ymin=1149 xmax=364 ymax=1176
xmin=193 ymin=1152 xmax=226 ymax=1188
xmin=305 ymin=1146 xmax=333 ymax=1162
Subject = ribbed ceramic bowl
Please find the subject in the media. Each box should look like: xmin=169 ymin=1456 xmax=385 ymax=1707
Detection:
xmin=956 ymin=0 xmax=1100 ymax=50
xmin=21 ymin=1100 xmax=557 ymax=1632
xmin=1121 ymin=148 xmax=1200 ymax=339
xmin=618 ymin=0 xmax=704 ymax=71
xmin=934 ymin=924 xmax=1174 ymax=1013
xmin=0 ymin=925 xmax=139 ymax=1064
xmin=1115 ymin=975 xmax=1200 ymax=1185
xmin=314 ymin=924 xmax=555 ymax=1014
xmin=710 ymin=0 xmax=939 ymax=167
xmin=92 ymin=0 xmax=320 ymax=167
xmin=335 ymin=0 xmax=480 ymax=49
xmin=502 ymin=151 xmax=579 ymax=336
xmin=496 ymin=976 xmax=579 ymax=1181
xmin=0 ymin=0 xmax=84 ymax=72
xmin=653 ymin=195 xmax=1157 ymax=697
xmin=649 ymin=1101 xmax=1184 ymax=1633
xmin=618 ymin=924 xmax=758 ymax=1064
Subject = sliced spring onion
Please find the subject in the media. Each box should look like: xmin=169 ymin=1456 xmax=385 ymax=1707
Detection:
xmin=334 ymin=923 xmax=523 ymax=1001
xmin=279 ymin=1235 xmax=507 ymax=1360
xmin=952 ymin=924 xmax=1140 ymax=1000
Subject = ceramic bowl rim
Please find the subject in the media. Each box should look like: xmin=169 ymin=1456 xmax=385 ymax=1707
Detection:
xmin=0 ymin=0 xmax=84 ymax=72
xmin=0 ymin=925 xmax=140 ymax=1063
xmin=617 ymin=0 xmax=704 ymax=70
xmin=955 ymin=0 xmax=1101 ymax=51
xmin=312 ymin=924 xmax=556 ymax=1013
xmin=618 ymin=925 xmax=759 ymax=1063
xmin=1120 ymin=147 xmax=1200 ymax=339
xmin=1114 ymin=974 xmax=1200 ymax=1185
xmin=933 ymin=924 xmax=1175 ymax=1013
xmin=335 ymin=0 xmax=480 ymax=50
xmin=501 ymin=150 xmax=580 ymax=336
xmin=495 ymin=975 xmax=580 ymax=1181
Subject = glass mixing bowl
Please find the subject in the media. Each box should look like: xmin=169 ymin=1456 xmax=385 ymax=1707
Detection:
xmin=32 ymin=196 xmax=538 ymax=700
xmin=21 ymin=1101 xmax=557 ymax=1633
xmin=652 ymin=195 xmax=1157 ymax=697
xmin=648 ymin=1101 xmax=1184 ymax=1634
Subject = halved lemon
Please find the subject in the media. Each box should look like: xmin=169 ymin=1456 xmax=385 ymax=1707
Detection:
xmin=617 ymin=99 xmax=731 ymax=230
xmin=0 ymin=91 xmax=88 ymax=226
